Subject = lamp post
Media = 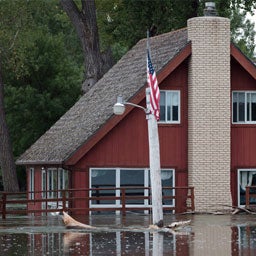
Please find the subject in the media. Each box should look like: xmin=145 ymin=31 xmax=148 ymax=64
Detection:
xmin=113 ymin=88 xmax=163 ymax=225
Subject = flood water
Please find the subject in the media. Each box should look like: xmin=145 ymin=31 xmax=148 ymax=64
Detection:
xmin=0 ymin=213 xmax=256 ymax=255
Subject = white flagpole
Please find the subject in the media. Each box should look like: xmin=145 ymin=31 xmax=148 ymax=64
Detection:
xmin=146 ymin=31 xmax=163 ymax=226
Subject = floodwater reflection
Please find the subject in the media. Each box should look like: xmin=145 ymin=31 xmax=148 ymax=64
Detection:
xmin=0 ymin=214 xmax=256 ymax=255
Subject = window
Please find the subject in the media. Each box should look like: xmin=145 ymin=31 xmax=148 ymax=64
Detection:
xmin=160 ymin=90 xmax=180 ymax=123
xmin=29 ymin=168 xmax=34 ymax=199
xmin=238 ymin=169 xmax=256 ymax=206
xmin=89 ymin=168 xmax=175 ymax=210
xmin=233 ymin=91 xmax=256 ymax=123
xmin=41 ymin=168 xmax=69 ymax=211
xmin=41 ymin=168 xmax=69 ymax=199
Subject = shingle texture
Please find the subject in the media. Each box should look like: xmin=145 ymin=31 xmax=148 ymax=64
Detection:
xmin=16 ymin=28 xmax=188 ymax=165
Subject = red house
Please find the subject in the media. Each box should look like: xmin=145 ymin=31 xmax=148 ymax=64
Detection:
xmin=16 ymin=8 xmax=256 ymax=214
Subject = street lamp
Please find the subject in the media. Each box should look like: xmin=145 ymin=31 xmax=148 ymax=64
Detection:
xmin=113 ymin=88 xmax=163 ymax=226
xmin=113 ymin=96 xmax=149 ymax=116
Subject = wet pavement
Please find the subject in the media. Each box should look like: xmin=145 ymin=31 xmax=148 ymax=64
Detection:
xmin=0 ymin=213 xmax=256 ymax=255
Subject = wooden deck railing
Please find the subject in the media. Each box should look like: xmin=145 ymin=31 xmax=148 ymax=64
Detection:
xmin=245 ymin=186 xmax=256 ymax=208
xmin=0 ymin=186 xmax=194 ymax=219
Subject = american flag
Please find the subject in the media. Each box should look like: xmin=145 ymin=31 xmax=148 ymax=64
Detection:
xmin=147 ymin=49 xmax=160 ymax=120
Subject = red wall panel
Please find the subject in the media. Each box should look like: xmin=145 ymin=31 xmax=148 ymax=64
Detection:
xmin=231 ymin=58 xmax=256 ymax=205
xmin=75 ymin=61 xmax=188 ymax=176
xmin=231 ymin=58 xmax=256 ymax=90
xmin=231 ymin=58 xmax=256 ymax=169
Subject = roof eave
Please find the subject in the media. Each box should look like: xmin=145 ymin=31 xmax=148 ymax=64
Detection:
xmin=231 ymin=43 xmax=256 ymax=80
xmin=157 ymin=42 xmax=191 ymax=83
xmin=15 ymin=160 xmax=63 ymax=166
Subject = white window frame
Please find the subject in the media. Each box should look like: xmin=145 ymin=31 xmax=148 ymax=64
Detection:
xmin=159 ymin=90 xmax=180 ymax=124
xmin=237 ymin=169 xmax=256 ymax=206
xmin=41 ymin=168 xmax=68 ymax=199
xmin=232 ymin=91 xmax=256 ymax=124
xmin=29 ymin=168 xmax=35 ymax=199
xmin=89 ymin=167 xmax=175 ymax=211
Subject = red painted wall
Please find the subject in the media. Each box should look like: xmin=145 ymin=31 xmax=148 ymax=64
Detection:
xmin=75 ymin=61 xmax=188 ymax=181
xmin=231 ymin=58 xmax=256 ymax=205
xmin=27 ymin=166 xmax=43 ymax=215
xmin=71 ymin=61 xmax=189 ymax=212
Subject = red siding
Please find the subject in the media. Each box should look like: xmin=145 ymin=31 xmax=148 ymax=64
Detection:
xmin=231 ymin=58 xmax=256 ymax=90
xmin=232 ymin=127 xmax=256 ymax=167
xmin=27 ymin=166 xmax=43 ymax=214
xmin=75 ymin=61 xmax=188 ymax=187
xmin=71 ymin=170 xmax=90 ymax=214
xmin=231 ymin=58 xmax=256 ymax=205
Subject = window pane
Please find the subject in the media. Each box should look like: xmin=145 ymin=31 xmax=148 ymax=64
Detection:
xmin=42 ymin=170 xmax=46 ymax=198
xmin=160 ymin=91 xmax=165 ymax=121
xmin=238 ymin=93 xmax=245 ymax=122
xmin=251 ymin=93 xmax=256 ymax=121
xmin=166 ymin=92 xmax=172 ymax=121
xmin=48 ymin=169 xmax=57 ymax=198
xmin=58 ymin=169 xmax=69 ymax=198
xmin=149 ymin=169 xmax=174 ymax=206
xmin=161 ymin=170 xmax=174 ymax=205
xmin=247 ymin=93 xmax=251 ymax=121
xmin=91 ymin=169 xmax=116 ymax=204
xmin=29 ymin=169 xmax=34 ymax=199
xmin=172 ymin=92 xmax=179 ymax=121
xmin=233 ymin=92 xmax=238 ymax=122
xmin=239 ymin=170 xmax=256 ymax=205
xmin=120 ymin=169 xmax=144 ymax=204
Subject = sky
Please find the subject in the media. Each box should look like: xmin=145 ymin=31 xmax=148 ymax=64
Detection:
xmin=247 ymin=11 xmax=256 ymax=23
xmin=246 ymin=11 xmax=256 ymax=55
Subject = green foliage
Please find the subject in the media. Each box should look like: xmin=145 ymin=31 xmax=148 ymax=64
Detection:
xmin=223 ymin=0 xmax=256 ymax=59
xmin=0 ymin=0 xmax=83 ymax=157
xmin=0 ymin=0 xmax=254 ymax=190
xmin=96 ymin=0 xmax=256 ymax=60
xmin=0 ymin=0 xmax=256 ymax=162
xmin=96 ymin=0 xmax=200 ymax=60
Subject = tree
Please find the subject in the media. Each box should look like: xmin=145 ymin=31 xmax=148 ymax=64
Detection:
xmin=0 ymin=62 xmax=19 ymax=192
xmin=60 ymin=0 xmax=114 ymax=93
xmin=1 ymin=0 xmax=83 ymax=158
xmin=98 ymin=0 xmax=199 ymax=55
xmin=0 ymin=0 xmax=255 ymax=190
xmin=0 ymin=0 xmax=83 ymax=190
xmin=97 ymin=0 xmax=256 ymax=60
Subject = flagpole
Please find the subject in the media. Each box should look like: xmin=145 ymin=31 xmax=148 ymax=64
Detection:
xmin=114 ymin=32 xmax=164 ymax=226
xmin=146 ymin=31 xmax=163 ymax=226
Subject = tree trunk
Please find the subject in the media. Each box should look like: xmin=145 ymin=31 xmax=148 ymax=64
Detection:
xmin=60 ymin=0 xmax=114 ymax=94
xmin=0 ymin=62 xmax=19 ymax=192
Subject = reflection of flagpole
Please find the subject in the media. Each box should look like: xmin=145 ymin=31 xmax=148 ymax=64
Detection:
xmin=153 ymin=232 xmax=164 ymax=256
xmin=146 ymin=31 xmax=163 ymax=225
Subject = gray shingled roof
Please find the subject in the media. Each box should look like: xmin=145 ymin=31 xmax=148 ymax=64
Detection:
xmin=16 ymin=28 xmax=188 ymax=165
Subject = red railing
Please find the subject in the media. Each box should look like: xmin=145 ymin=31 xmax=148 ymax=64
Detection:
xmin=245 ymin=186 xmax=256 ymax=208
xmin=0 ymin=186 xmax=194 ymax=219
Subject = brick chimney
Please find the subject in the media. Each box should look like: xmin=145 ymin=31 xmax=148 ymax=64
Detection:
xmin=187 ymin=2 xmax=232 ymax=212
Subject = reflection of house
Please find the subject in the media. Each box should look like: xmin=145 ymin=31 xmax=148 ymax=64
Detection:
xmin=16 ymin=3 xmax=256 ymax=213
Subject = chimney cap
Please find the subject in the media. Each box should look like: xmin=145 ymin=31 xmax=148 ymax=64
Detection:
xmin=204 ymin=2 xmax=218 ymax=16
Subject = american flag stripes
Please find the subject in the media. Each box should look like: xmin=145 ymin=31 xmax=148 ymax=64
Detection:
xmin=147 ymin=49 xmax=160 ymax=120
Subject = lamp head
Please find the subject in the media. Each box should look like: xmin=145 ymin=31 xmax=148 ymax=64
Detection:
xmin=113 ymin=96 xmax=125 ymax=115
